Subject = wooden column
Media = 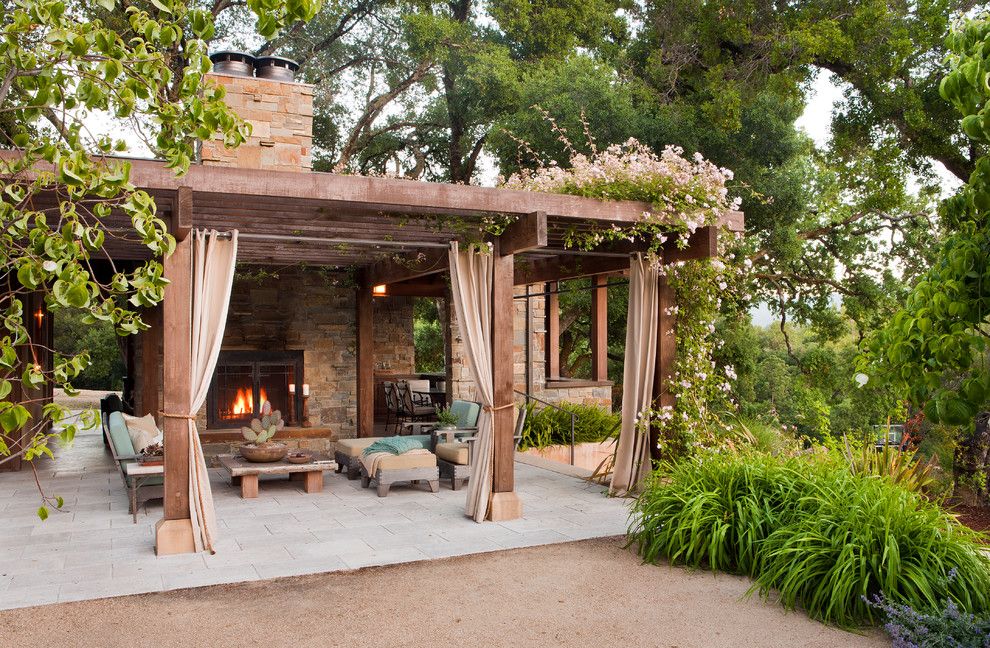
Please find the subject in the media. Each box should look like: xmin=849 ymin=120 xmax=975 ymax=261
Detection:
xmin=139 ymin=305 xmax=162 ymax=418
xmin=650 ymin=276 xmax=676 ymax=463
xmin=156 ymin=188 xmax=196 ymax=555
xmin=490 ymin=241 xmax=522 ymax=521
xmin=590 ymin=274 xmax=608 ymax=382
xmin=544 ymin=282 xmax=560 ymax=380
xmin=356 ymin=277 xmax=374 ymax=437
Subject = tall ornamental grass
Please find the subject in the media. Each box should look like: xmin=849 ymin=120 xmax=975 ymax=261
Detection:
xmin=629 ymin=452 xmax=990 ymax=626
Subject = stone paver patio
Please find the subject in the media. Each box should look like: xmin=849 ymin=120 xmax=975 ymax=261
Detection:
xmin=0 ymin=427 xmax=628 ymax=610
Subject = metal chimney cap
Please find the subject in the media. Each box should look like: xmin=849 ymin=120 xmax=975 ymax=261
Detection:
xmin=254 ymin=56 xmax=300 ymax=72
xmin=209 ymin=51 xmax=256 ymax=77
xmin=209 ymin=50 xmax=257 ymax=65
xmin=254 ymin=56 xmax=300 ymax=82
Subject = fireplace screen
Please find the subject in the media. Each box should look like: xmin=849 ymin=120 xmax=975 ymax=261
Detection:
xmin=207 ymin=351 xmax=304 ymax=429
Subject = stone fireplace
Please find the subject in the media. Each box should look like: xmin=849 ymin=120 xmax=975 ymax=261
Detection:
xmin=207 ymin=350 xmax=304 ymax=429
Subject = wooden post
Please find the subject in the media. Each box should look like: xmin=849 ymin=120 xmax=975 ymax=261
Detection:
xmin=545 ymin=281 xmax=560 ymax=380
xmin=155 ymin=189 xmax=196 ymax=555
xmin=139 ymin=305 xmax=162 ymax=418
xmin=356 ymin=276 xmax=374 ymax=438
xmin=489 ymin=241 xmax=522 ymax=521
xmin=650 ymin=276 xmax=676 ymax=463
xmin=590 ymin=274 xmax=608 ymax=382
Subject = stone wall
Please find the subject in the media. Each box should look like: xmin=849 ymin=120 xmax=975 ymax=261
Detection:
xmin=195 ymin=268 xmax=414 ymax=440
xmin=200 ymin=73 xmax=314 ymax=172
xmin=449 ymin=283 xmax=613 ymax=411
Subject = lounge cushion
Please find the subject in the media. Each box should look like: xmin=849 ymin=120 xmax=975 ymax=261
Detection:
xmin=435 ymin=442 xmax=470 ymax=465
xmin=336 ymin=437 xmax=381 ymax=457
xmin=450 ymin=400 xmax=481 ymax=428
xmin=123 ymin=413 xmax=162 ymax=453
xmin=106 ymin=411 xmax=136 ymax=457
xmin=375 ymin=452 xmax=437 ymax=471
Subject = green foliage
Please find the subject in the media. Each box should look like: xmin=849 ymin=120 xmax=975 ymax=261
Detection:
xmin=52 ymin=309 xmax=123 ymax=391
xmin=842 ymin=435 xmax=940 ymax=495
xmin=0 ymin=0 xmax=319 ymax=499
xmin=434 ymin=406 xmax=459 ymax=428
xmin=629 ymin=452 xmax=990 ymax=626
xmin=861 ymin=15 xmax=990 ymax=425
xmin=723 ymin=321 xmax=901 ymax=442
xmin=412 ymin=297 xmax=444 ymax=373
xmin=518 ymin=402 xmax=620 ymax=450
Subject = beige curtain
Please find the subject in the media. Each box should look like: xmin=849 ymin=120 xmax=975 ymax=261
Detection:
xmin=186 ymin=229 xmax=238 ymax=552
xmin=610 ymin=254 xmax=660 ymax=496
xmin=448 ymin=241 xmax=495 ymax=522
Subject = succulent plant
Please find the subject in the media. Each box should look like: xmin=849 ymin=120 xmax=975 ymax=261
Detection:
xmin=241 ymin=401 xmax=285 ymax=444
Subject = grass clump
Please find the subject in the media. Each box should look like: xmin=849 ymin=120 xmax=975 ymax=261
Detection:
xmin=629 ymin=452 xmax=990 ymax=627
xmin=518 ymin=402 xmax=620 ymax=450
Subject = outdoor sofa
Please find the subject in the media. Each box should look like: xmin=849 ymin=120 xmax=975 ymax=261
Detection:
xmin=104 ymin=411 xmax=164 ymax=515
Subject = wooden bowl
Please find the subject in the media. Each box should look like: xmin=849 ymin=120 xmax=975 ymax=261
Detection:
xmin=239 ymin=442 xmax=288 ymax=463
xmin=286 ymin=452 xmax=311 ymax=464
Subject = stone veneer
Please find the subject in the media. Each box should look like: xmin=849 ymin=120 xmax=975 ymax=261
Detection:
xmin=200 ymin=72 xmax=314 ymax=172
xmin=449 ymin=284 xmax=613 ymax=410
xmin=195 ymin=269 xmax=414 ymax=455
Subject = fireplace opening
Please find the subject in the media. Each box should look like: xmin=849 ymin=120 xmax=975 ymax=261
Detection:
xmin=207 ymin=351 xmax=304 ymax=429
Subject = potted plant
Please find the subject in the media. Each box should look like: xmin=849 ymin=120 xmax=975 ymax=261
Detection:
xmin=435 ymin=405 xmax=459 ymax=430
xmin=239 ymin=402 xmax=287 ymax=462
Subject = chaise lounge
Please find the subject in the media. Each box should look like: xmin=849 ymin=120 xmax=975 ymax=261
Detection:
xmin=333 ymin=399 xmax=481 ymax=479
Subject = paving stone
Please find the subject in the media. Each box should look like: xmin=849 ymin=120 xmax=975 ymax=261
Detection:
xmin=0 ymin=431 xmax=629 ymax=610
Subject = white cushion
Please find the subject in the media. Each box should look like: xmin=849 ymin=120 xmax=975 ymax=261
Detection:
xmin=122 ymin=413 xmax=162 ymax=453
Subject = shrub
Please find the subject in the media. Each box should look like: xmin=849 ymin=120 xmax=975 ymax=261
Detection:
xmin=629 ymin=452 xmax=990 ymax=626
xmin=866 ymin=591 xmax=990 ymax=648
xmin=518 ymin=402 xmax=620 ymax=450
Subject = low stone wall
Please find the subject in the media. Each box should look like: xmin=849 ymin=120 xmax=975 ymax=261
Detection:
xmin=521 ymin=440 xmax=615 ymax=473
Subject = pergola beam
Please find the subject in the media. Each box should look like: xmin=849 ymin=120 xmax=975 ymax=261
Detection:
xmin=367 ymin=249 xmax=448 ymax=286
xmin=498 ymin=211 xmax=546 ymax=255
xmin=0 ymin=153 xmax=740 ymax=229
xmin=513 ymin=225 xmax=721 ymax=285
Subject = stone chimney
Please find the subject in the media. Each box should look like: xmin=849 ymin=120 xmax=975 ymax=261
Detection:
xmin=201 ymin=52 xmax=314 ymax=172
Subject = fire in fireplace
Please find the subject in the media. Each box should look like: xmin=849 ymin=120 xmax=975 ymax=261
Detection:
xmin=207 ymin=351 xmax=304 ymax=429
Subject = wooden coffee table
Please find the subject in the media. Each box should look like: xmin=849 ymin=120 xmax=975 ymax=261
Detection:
xmin=218 ymin=454 xmax=336 ymax=499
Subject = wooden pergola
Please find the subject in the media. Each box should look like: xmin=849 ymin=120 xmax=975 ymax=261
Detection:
xmin=31 ymin=157 xmax=744 ymax=553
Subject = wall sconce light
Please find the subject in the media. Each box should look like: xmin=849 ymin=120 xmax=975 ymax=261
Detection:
xmin=301 ymin=383 xmax=310 ymax=397
xmin=289 ymin=383 xmax=296 ymax=394
xmin=34 ymin=308 xmax=44 ymax=329
xmin=372 ymin=284 xmax=387 ymax=296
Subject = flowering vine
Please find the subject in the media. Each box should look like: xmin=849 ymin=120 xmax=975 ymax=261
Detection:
xmin=501 ymin=135 xmax=749 ymax=462
xmin=502 ymin=138 xmax=741 ymax=260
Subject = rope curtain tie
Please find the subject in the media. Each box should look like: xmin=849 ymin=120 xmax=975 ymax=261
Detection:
xmin=483 ymin=403 xmax=516 ymax=413
xmin=160 ymin=411 xmax=197 ymax=420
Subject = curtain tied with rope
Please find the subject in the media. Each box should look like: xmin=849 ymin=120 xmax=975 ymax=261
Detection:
xmin=181 ymin=229 xmax=238 ymax=552
xmin=447 ymin=241 xmax=496 ymax=522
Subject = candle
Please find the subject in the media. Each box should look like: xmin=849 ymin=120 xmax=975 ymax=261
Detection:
xmin=302 ymin=384 xmax=310 ymax=397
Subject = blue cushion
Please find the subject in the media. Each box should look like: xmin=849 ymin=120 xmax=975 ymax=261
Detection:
xmin=450 ymin=400 xmax=481 ymax=428
xmin=107 ymin=411 xmax=136 ymax=457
